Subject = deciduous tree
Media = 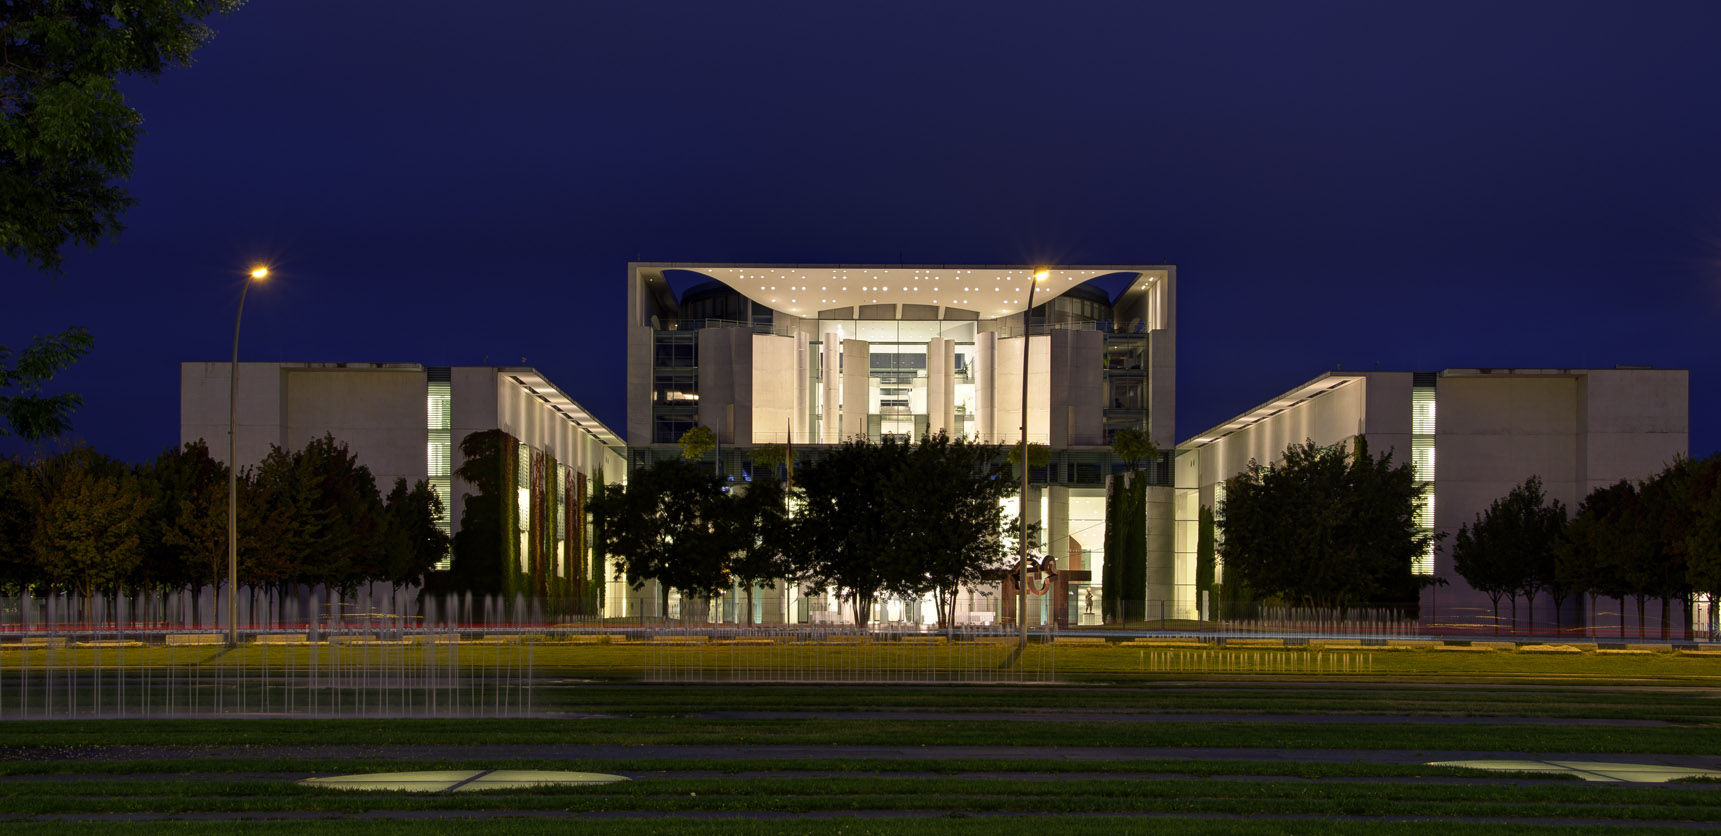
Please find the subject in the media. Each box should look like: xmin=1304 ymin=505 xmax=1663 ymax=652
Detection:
xmin=1219 ymin=437 xmax=1428 ymax=614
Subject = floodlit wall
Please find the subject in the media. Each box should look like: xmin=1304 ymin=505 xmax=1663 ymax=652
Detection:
xmin=1177 ymin=368 xmax=1689 ymax=630
xmin=181 ymin=362 xmax=428 ymax=492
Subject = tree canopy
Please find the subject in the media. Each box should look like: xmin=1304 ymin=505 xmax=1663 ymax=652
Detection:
xmin=787 ymin=433 xmax=1014 ymax=627
xmin=1450 ymin=475 xmax=1567 ymax=631
xmin=2 ymin=0 xmax=244 ymax=273
xmin=1218 ymin=437 xmax=1428 ymax=612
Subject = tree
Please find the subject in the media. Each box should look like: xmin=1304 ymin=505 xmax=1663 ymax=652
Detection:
xmin=588 ymin=457 xmax=732 ymax=616
xmin=1219 ymin=437 xmax=1428 ymax=614
xmin=1640 ymin=456 xmax=1718 ymax=639
xmin=748 ymin=443 xmax=794 ymax=480
xmin=1558 ymin=480 xmax=1651 ymax=638
xmin=724 ymin=475 xmax=790 ymax=624
xmin=136 ymin=440 xmax=226 ymax=621
xmin=0 ymin=327 xmax=93 ymax=441
xmin=893 ymin=433 xmax=1014 ymax=628
xmin=28 ymin=448 xmax=146 ymax=614
xmin=1450 ymin=476 xmax=1567 ymax=634
xmin=248 ymin=435 xmax=387 ymax=596
xmin=1688 ymin=459 xmax=1721 ymax=636
xmin=2 ymin=1 xmax=244 ymax=273
xmin=679 ymin=425 xmax=716 ymax=461
xmin=380 ymin=477 xmax=451 ymax=609
xmin=1102 ymin=457 xmax=1149 ymax=623
xmin=0 ymin=456 xmax=35 ymax=591
xmin=787 ymin=437 xmax=911 ymax=627
xmin=1111 ymin=426 xmax=1157 ymax=470
xmin=447 ymin=429 xmax=508 ymax=596
xmin=1195 ymin=505 xmax=1217 ymax=617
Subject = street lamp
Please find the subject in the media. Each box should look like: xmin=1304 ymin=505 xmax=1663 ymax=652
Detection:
xmin=1019 ymin=267 xmax=1049 ymax=649
xmin=229 ymin=264 xmax=268 ymax=647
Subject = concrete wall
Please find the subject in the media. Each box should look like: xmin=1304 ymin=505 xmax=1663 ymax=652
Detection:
xmin=184 ymin=363 xmax=626 ymax=542
xmin=1427 ymin=369 xmax=1688 ymax=629
xmin=1049 ymin=330 xmax=1104 ymax=446
xmin=181 ymin=362 xmax=427 ymax=491
xmin=993 ymin=335 xmax=1051 ymax=445
xmin=697 ymin=328 xmax=753 ymax=444
xmin=751 ymin=333 xmax=798 ymax=443
xmin=1177 ymin=368 xmax=1689 ymax=631
xmin=1191 ymin=375 xmax=1374 ymax=483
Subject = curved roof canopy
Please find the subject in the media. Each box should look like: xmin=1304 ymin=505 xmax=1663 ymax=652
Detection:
xmin=674 ymin=264 xmax=1163 ymax=318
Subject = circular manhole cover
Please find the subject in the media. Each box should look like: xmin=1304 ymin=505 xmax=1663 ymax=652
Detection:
xmin=301 ymin=770 xmax=628 ymax=792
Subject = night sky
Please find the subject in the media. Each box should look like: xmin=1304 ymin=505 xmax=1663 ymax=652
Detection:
xmin=5 ymin=1 xmax=1718 ymax=463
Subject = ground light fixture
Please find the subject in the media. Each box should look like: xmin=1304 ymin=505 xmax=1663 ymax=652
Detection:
xmin=1019 ymin=267 xmax=1049 ymax=649
xmin=229 ymin=263 xmax=269 ymax=647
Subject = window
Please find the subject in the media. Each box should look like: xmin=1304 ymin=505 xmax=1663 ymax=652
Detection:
xmin=654 ymin=414 xmax=697 ymax=444
xmin=653 ymin=372 xmax=698 ymax=404
xmin=654 ymin=332 xmax=697 ymax=367
xmin=426 ymin=368 xmax=453 ymax=570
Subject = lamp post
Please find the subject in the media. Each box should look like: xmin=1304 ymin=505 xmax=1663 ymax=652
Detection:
xmin=1018 ymin=267 xmax=1049 ymax=649
xmin=228 ymin=264 xmax=268 ymax=647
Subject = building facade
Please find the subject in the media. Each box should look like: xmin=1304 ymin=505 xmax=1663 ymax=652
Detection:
xmin=1173 ymin=368 xmax=1690 ymax=629
xmin=624 ymin=262 xmax=1179 ymax=625
xmin=180 ymin=362 xmax=627 ymax=603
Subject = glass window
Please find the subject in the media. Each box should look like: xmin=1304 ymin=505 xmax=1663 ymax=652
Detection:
xmin=653 ymin=414 xmax=696 ymax=444
xmin=653 ymin=372 xmax=699 ymax=404
xmin=654 ymin=332 xmax=697 ymax=367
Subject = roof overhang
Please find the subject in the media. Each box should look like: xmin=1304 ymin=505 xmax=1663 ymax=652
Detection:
xmin=1181 ymin=373 xmax=1365 ymax=448
xmin=636 ymin=262 xmax=1167 ymax=318
xmin=500 ymin=369 xmax=626 ymax=449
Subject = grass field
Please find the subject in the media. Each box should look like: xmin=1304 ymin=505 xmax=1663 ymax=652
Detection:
xmin=4 ymin=643 xmax=1721 ymax=831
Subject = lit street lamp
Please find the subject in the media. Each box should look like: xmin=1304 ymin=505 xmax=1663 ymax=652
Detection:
xmin=229 ymin=264 xmax=268 ymax=647
xmin=1019 ymin=267 xmax=1048 ymax=649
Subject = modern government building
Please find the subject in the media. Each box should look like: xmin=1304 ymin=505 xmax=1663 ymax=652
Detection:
xmin=182 ymin=261 xmax=1690 ymax=631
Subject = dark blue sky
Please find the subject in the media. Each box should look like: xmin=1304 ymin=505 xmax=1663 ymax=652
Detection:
xmin=5 ymin=1 xmax=1718 ymax=462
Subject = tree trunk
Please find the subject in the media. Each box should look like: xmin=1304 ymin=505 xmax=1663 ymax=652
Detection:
xmin=1660 ymin=596 xmax=1671 ymax=640
xmin=1636 ymin=594 xmax=1647 ymax=639
xmin=1490 ymin=596 xmax=1501 ymax=636
xmin=1618 ymin=595 xmax=1626 ymax=638
xmin=853 ymin=592 xmax=871 ymax=628
xmin=745 ymin=584 xmax=755 ymax=627
xmin=1526 ymin=591 xmax=1535 ymax=636
xmin=1508 ymin=595 xmax=1517 ymax=635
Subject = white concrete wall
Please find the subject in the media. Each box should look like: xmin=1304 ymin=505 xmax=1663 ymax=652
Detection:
xmin=284 ymin=368 xmax=426 ymax=486
xmin=1049 ymin=330 xmax=1103 ymax=446
xmin=972 ymin=331 xmax=995 ymax=442
xmin=751 ymin=334 xmax=797 ymax=443
xmin=840 ymin=338 xmax=869 ymax=440
xmin=1577 ymin=369 xmax=1689 ymax=493
xmin=1192 ymin=376 xmax=1374 ymax=483
xmin=181 ymin=362 xmax=426 ymax=490
xmin=697 ymin=328 xmax=752 ymax=444
xmin=993 ymin=335 xmax=1051 ymax=445
xmin=1179 ymin=368 xmax=1688 ymax=631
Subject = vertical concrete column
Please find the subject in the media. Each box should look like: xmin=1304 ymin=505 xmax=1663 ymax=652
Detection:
xmin=1048 ymin=486 xmax=1070 ymax=570
xmin=1024 ymin=484 xmax=1042 ymax=554
xmin=939 ymin=338 xmax=955 ymax=437
xmin=793 ymin=331 xmax=810 ymax=444
xmin=973 ymin=332 xmax=995 ymax=442
xmin=925 ymin=337 xmax=956 ymax=437
xmin=840 ymin=338 xmax=870 ymax=441
xmin=1145 ymin=485 xmax=1177 ymax=619
xmin=820 ymin=332 xmax=840 ymax=443
xmin=926 ymin=337 xmax=947 ymax=437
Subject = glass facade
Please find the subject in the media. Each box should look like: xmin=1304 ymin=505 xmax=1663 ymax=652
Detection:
xmin=1411 ymin=374 xmax=1437 ymax=576
xmin=426 ymin=368 xmax=453 ymax=571
xmin=631 ymin=266 xmax=1172 ymax=625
